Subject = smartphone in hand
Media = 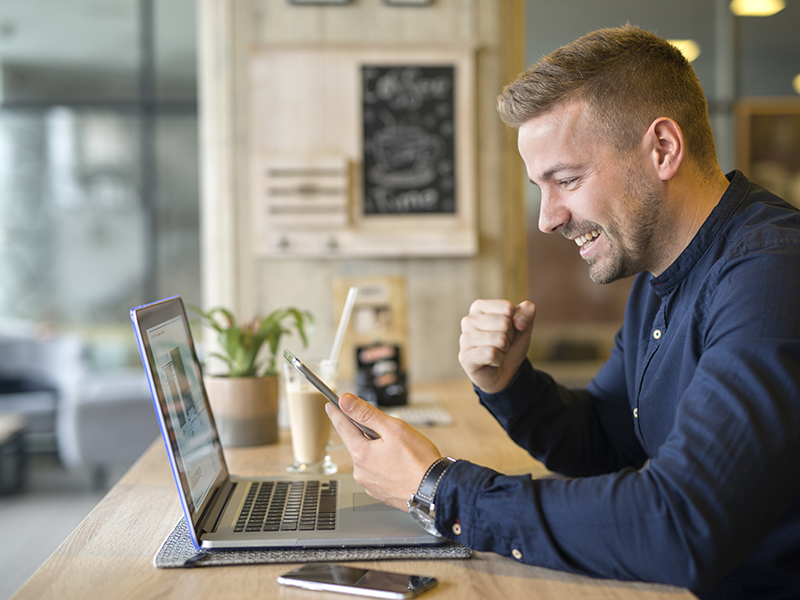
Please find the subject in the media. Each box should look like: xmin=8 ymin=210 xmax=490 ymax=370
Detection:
xmin=284 ymin=350 xmax=380 ymax=440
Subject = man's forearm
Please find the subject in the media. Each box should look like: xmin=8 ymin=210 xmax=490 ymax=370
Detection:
xmin=476 ymin=359 xmax=640 ymax=476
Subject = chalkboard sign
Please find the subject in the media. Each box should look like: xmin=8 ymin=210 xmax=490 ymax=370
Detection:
xmin=362 ymin=65 xmax=456 ymax=215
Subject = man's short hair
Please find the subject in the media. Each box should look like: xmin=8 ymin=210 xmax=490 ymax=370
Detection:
xmin=497 ymin=24 xmax=718 ymax=173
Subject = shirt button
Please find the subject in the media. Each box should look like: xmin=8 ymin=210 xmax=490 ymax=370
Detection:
xmin=511 ymin=549 xmax=523 ymax=560
xmin=452 ymin=523 xmax=462 ymax=535
xmin=653 ymin=329 xmax=662 ymax=340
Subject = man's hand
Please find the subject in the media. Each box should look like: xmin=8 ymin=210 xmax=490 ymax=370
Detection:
xmin=458 ymin=299 xmax=535 ymax=393
xmin=326 ymin=393 xmax=441 ymax=511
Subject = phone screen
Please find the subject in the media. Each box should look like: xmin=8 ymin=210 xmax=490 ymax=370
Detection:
xmin=284 ymin=350 xmax=380 ymax=440
xmin=277 ymin=563 xmax=437 ymax=599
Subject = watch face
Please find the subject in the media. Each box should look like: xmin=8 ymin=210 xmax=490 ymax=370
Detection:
xmin=409 ymin=505 xmax=441 ymax=537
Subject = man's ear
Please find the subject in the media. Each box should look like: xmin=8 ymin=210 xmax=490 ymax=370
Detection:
xmin=644 ymin=117 xmax=684 ymax=181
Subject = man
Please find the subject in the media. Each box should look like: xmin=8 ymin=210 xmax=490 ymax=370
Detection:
xmin=326 ymin=25 xmax=800 ymax=599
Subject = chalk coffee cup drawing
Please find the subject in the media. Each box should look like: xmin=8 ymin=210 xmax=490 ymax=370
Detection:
xmin=282 ymin=358 xmax=339 ymax=474
xmin=370 ymin=126 xmax=443 ymax=186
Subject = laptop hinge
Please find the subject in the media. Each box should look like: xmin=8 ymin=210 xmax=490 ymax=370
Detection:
xmin=198 ymin=480 xmax=236 ymax=535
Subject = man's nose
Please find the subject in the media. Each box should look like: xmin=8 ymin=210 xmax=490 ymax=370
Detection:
xmin=537 ymin=190 xmax=570 ymax=234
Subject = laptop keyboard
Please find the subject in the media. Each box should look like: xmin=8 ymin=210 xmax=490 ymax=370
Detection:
xmin=234 ymin=480 xmax=337 ymax=533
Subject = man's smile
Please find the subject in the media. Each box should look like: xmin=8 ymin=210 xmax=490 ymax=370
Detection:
xmin=573 ymin=228 xmax=600 ymax=249
xmin=573 ymin=228 xmax=601 ymax=255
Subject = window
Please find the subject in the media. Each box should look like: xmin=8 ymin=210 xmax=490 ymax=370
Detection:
xmin=0 ymin=0 xmax=199 ymax=367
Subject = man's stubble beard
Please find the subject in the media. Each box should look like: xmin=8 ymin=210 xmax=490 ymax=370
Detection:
xmin=586 ymin=166 xmax=662 ymax=285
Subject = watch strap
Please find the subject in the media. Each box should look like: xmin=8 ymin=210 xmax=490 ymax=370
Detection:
xmin=415 ymin=457 xmax=455 ymax=506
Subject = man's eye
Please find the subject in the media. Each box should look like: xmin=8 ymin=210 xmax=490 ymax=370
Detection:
xmin=560 ymin=178 xmax=576 ymax=186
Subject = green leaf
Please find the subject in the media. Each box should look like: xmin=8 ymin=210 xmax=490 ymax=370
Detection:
xmin=189 ymin=304 xmax=315 ymax=378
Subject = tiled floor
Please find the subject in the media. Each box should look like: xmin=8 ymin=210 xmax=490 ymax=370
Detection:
xmin=0 ymin=451 xmax=131 ymax=600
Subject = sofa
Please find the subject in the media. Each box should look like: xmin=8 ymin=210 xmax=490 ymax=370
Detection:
xmin=0 ymin=330 xmax=159 ymax=487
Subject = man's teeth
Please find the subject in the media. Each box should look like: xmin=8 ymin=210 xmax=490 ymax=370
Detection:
xmin=574 ymin=229 xmax=600 ymax=248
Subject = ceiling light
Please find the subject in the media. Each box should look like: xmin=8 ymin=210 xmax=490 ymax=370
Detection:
xmin=729 ymin=0 xmax=785 ymax=16
xmin=669 ymin=40 xmax=701 ymax=63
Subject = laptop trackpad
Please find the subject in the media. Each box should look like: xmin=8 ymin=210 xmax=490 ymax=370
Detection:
xmin=352 ymin=493 xmax=397 ymax=511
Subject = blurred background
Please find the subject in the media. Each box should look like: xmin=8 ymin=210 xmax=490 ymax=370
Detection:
xmin=0 ymin=0 xmax=798 ymax=597
xmin=0 ymin=0 xmax=198 ymax=359
xmin=0 ymin=1 xmax=197 ymax=597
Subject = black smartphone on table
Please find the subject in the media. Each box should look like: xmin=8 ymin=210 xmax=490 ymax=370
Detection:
xmin=277 ymin=563 xmax=438 ymax=599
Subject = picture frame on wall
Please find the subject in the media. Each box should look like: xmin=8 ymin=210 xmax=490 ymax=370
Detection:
xmin=288 ymin=0 xmax=351 ymax=5
xmin=736 ymin=98 xmax=800 ymax=210
xmin=362 ymin=64 xmax=456 ymax=216
xmin=383 ymin=0 xmax=433 ymax=5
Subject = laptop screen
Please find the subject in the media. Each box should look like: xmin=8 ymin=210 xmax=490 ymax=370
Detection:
xmin=132 ymin=297 xmax=227 ymax=520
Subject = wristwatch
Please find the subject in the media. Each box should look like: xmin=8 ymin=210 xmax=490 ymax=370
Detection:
xmin=407 ymin=457 xmax=456 ymax=536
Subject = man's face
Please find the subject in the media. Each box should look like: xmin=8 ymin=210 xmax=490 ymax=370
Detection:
xmin=518 ymin=101 xmax=662 ymax=284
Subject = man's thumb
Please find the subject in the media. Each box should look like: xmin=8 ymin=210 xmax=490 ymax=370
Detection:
xmin=339 ymin=393 xmax=375 ymax=423
xmin=513 ymin=301 xmax=536 ymax=333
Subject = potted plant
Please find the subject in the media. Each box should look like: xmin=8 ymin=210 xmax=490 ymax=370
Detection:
xmin=191 ymin=305 xmax=314 ymax=447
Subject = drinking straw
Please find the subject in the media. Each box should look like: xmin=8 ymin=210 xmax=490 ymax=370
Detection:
xmin=329 ymin=286 xmax=358 ymax=363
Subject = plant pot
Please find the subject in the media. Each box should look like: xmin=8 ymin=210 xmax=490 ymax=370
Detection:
xmin=203 ymin=375 xmax=279 ymax=447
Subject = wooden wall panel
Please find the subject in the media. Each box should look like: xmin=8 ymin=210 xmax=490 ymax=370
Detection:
xmin=199 ymin=0 xmax=526 ymax=382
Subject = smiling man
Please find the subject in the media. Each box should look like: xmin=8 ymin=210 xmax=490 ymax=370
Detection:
xmin=518 ymin=100 xmax=725 ymax=285
xmin=327 ymin=25 xmax=800 ymax=599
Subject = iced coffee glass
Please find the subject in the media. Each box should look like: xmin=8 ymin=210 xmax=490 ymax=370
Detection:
xmin=282 ymin=358 xmax=338 ymax=474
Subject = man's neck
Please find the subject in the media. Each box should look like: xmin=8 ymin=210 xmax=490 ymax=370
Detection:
xmin=650 ymin=166 xmax=730 ymax=277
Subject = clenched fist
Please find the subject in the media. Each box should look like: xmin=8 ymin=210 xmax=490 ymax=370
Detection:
xmin=458 ymin=299 xmax=536 ymax=393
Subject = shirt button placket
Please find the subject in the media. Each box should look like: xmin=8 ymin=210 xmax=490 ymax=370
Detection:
xmin=635 ymin=311 xmax=665 ymax=452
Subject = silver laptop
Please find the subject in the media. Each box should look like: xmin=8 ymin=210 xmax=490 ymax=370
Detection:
xmin=131 ymin=295 xmax=443 ymax=550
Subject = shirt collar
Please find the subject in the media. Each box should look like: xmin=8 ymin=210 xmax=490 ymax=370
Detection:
xmin=649 ymin=170 xmax=748 ymax=297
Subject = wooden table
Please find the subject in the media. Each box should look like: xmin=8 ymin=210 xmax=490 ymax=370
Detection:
xmin=12 ymin=380 xmax=694 ymax=600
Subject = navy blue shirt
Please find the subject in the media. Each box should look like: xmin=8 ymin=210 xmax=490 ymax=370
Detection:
xmin=435 ymin=172 xmax=800 ymax=598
